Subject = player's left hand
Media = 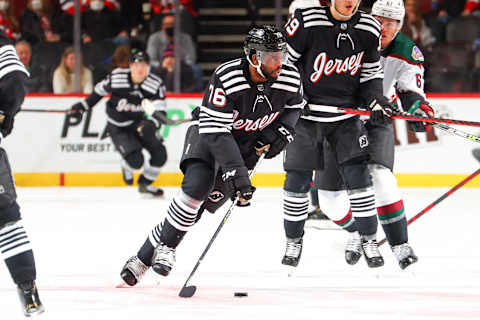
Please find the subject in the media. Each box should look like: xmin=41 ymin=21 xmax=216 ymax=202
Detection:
xmin=407 ymin=100 xmax=435 ymax=132
xmin=369 ymin=102 xmax=397 ymax=125
xmin=256 ymin=124 xmax=295 ymax=159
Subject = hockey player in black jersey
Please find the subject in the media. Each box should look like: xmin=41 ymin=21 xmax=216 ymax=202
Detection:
xmin=281 ymin=0 xmax=394 ymax=269
xmin=119 ymin=25 xmax=305 ymax=286
xmin=0 ymin=30 xmax=44 ymax=316
xmin=68 ymin=49 xmax=168 ymax=196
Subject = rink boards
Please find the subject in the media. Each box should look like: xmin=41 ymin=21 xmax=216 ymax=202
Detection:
xmin=5 ymin=93 xmax=480 ymax=187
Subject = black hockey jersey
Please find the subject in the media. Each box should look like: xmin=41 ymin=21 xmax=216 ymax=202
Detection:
xmin=193 ymin=58 xmax=305 ymax=170
xmin=285 ymin=6 xmax=383 ymax=122
xmin=0 ymin=30 xmax=29 ymax=118
xmin=84 ymin=68 xmax=166 ymax=127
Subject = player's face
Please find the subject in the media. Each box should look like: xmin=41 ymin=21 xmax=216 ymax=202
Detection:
xmin=375 ymin=16 xmax=401 ymax=49
xmin=334 ymin=0 xmax=359 ymax=16
xmin=130 ymin=61 xmax=149 ymax=84
xmin=259 ymin=51 xmax=285 ymax=80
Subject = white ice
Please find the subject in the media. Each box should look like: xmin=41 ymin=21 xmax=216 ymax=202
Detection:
xmin=1 ymin=186 xmax=480 ymax=320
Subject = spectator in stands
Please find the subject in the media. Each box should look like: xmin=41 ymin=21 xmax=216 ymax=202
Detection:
xmin=146 ymin=12 xmax=196 ymax=69
xmin=81 ymin=0 xmax=129 ymax=45
xmin=437 ymin=0 xmax=467 ymax=18
xmin=157 ymin=43 xmax=196 ymax=92
xmin=15 ymin=40 xmax=50 ymax=92
xmin=0 ymin=0 xmax=19 ymax=41
xmin=403 ymin=0 xmax=435 ymax=50
xmin=462 ymin=0 xmax=479 ymax=15
xmin=20 ymin=0 xmax=61 ymax=45
xmin=150 ymin=0 xmax=198 ymax=38
xmin=52 ymin=47 xmax=93 ymax=94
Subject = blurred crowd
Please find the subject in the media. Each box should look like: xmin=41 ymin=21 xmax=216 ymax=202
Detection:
xmin=4 ymin=0 xmax=480 ymax=94
xmin=4 ymin=0 xmax=201 ymax=94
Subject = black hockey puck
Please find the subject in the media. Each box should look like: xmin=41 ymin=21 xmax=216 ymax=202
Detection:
xmin=234 ymin=292 xmax=248 ymax=297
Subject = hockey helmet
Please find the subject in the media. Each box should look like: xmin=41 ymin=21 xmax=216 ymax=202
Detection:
xmin=243 ymin=25 xmax=287 ymax=61
xmin=130 ymin=48 xmax=150 ymax=63
xmin=371 ymin=0 xmax=405 ymax=28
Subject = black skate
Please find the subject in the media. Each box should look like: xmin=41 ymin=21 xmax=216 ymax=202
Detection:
xmin=138 ymin=184 xmax=164 ymax=197
xmin=281 ymin=237 xmax=303 ymax=267
xmin=307 ymin=207 xmax=329 ymax=220
xmin=392 ymin=243 xmax=418 ymax=270
xmin=152 ymin=243 xmax=176 ymax=276
xmin=361 ymin=239 xmax=384 ymax=268
xmin=120 ymin=256 xmax=149 ymax=286
xmin=17 ymin=281 xmax=44 ymax=317
xmin=345 ymin=231 xmax=362 ymax=265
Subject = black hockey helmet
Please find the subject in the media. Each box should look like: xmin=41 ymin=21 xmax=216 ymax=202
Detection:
xmin=243 ymin=25 xmax=287 ymax=58
xmin=130 ymin=48 xmax=150 ymax=63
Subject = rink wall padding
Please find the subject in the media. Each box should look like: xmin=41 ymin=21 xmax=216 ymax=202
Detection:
xmin=6 ymin=93 xmax=480 ymax=188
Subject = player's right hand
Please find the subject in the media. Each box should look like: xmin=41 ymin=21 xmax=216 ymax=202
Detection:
xmin=369 ymin=102 xmax=397 ymax=126
xmin=68 ymin=102 xmax=86 ymax=122
xmin=222 ymin=166 xmax=256 ymax=201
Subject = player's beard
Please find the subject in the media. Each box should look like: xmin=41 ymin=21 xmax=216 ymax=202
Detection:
xmin=260 ymin=64 xmax=282 ymax=83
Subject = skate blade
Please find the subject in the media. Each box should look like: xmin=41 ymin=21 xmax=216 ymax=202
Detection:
xmin=283 ymin=265 xmax=296 ymax=277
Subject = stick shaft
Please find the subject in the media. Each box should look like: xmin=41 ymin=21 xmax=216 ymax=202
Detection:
xmin=432 ymin=123 xmax=480 ymax=143
xmin=339 ymin=107 xmax=480 ymax=127
xmin=378 ymin=168 xmax=480 ymax=246
xmin=21 ymin=108 xmax=67 ymax=113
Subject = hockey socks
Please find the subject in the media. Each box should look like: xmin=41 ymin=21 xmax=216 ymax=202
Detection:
xmin=283 ymin=191 xmax=309 ymax=239
xmin=0 ymin=220 xmax=36 ymax=284
xmin=377 ymin=200 xmax=408 ymax=246
xmin=348 ymin=188 xmax=377 ymax=237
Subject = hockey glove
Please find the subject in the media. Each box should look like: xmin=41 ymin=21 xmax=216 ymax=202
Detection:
xmin=407 ymin=100 xmax=435 ymax=132
xmin=68 ymin=102 xmax=87 ymax=123
xmin=256 ymin=124 xmax=295 ymax=159
xmin=369 ymin=101 xmax=398 ymax=126
xmin=222 ymin=166 xmax=256 ymax=201
xmin=137 ymin=118 xmax=158 ymax=137
xmin=0 ymin=111 xmax=14 ymax=138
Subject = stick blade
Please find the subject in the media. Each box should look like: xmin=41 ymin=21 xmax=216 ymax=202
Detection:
xmin=179 ymin=285 xmax=197 ymax=298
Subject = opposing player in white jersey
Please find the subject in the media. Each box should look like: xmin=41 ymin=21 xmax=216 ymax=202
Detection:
xmin=314 ymin=0 xmax=435 ymax=269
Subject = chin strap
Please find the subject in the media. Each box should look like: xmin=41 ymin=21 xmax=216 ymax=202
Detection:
xmin=246 ymin=55 xmax=267 ymax=80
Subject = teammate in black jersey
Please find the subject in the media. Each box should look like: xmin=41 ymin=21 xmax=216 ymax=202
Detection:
xmin=0 ymin=30 xmax=44 ymax=316
xmin=119 ymin=25 xmax=305 ymax=286
xmin=69 ymin=49 xmax=168 ymax=196
xmin=281 ymin=0 xmax=395 ymax=269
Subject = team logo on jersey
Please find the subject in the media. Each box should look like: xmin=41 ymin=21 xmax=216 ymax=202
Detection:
xmin=232 ymin=111 xmax=280 ymax=132
xmin=359 ymin=135 xmax=369 ymax=148
xmin=310 ymin=51 xmax=364 ymax=83
xmin=116 ymin=98 xmax=143 ymax=112
xmin=411 ymin=46 xmax=424 ymax=62
xmin=208 ymin=190 xmax=225 ymax=203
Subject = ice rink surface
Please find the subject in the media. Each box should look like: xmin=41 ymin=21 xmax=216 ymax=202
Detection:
xmin=1 ymin=186 xmax=480 ymax=320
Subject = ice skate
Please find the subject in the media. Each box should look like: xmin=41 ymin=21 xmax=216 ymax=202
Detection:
xmin=392 ymin=243 xmax=418 ymax=270
xmin=345 ymin=231 xmax=362 ymax=265
xmin=282 ymin=237 xmax=303 ymax=276
xmin=362 ymin=239 xmax=384 ymax=268
xmin=17 ymin=281 xmax=44 ymax=317
xmin=152 ymin=243 xmax=176 ymax=276
xmin=307 ymin=207 xmax=329 ymax=220
xmin=121 ymin=161 xmax=134 ymax=185
xmin=120 ymin=256 xmax=149 ymax=286
xmin=138 ymin=184 xmax=164 ymax=197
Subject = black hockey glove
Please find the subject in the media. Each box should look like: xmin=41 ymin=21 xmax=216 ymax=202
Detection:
xmin=0 ymin=111 xmax=14 ymax=138
xmin=407 ymin=100 xmax=435 ymax=132
xmin=256 ymin=124 xmax=295 ymax=159
xmin=222 ymin=166 xmax=256 ymax=201
xmin=137 ymin=118 xmax=158 ymax=137
xmin=369 ymin=100 xmax=399 ymax=126
xmin=68 ymin=102 xmax=87 ymax=123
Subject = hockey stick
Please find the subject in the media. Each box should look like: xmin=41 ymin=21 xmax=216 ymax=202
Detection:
xmin=432 ymin=123 xmax=480 ymax=143
xmin=179 ymin=152 xmax=267 ymax=298
xmin=378 ymin=168 xmax=480 ymax=246
xmin=338 ymin=107 xmax=480 ymax=128
xmin=21 ymin=108 xmax=67 ymax=113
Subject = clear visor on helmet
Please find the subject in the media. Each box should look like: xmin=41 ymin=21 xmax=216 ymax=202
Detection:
xmin=256 ymin=49 xmax=288 ymax=64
